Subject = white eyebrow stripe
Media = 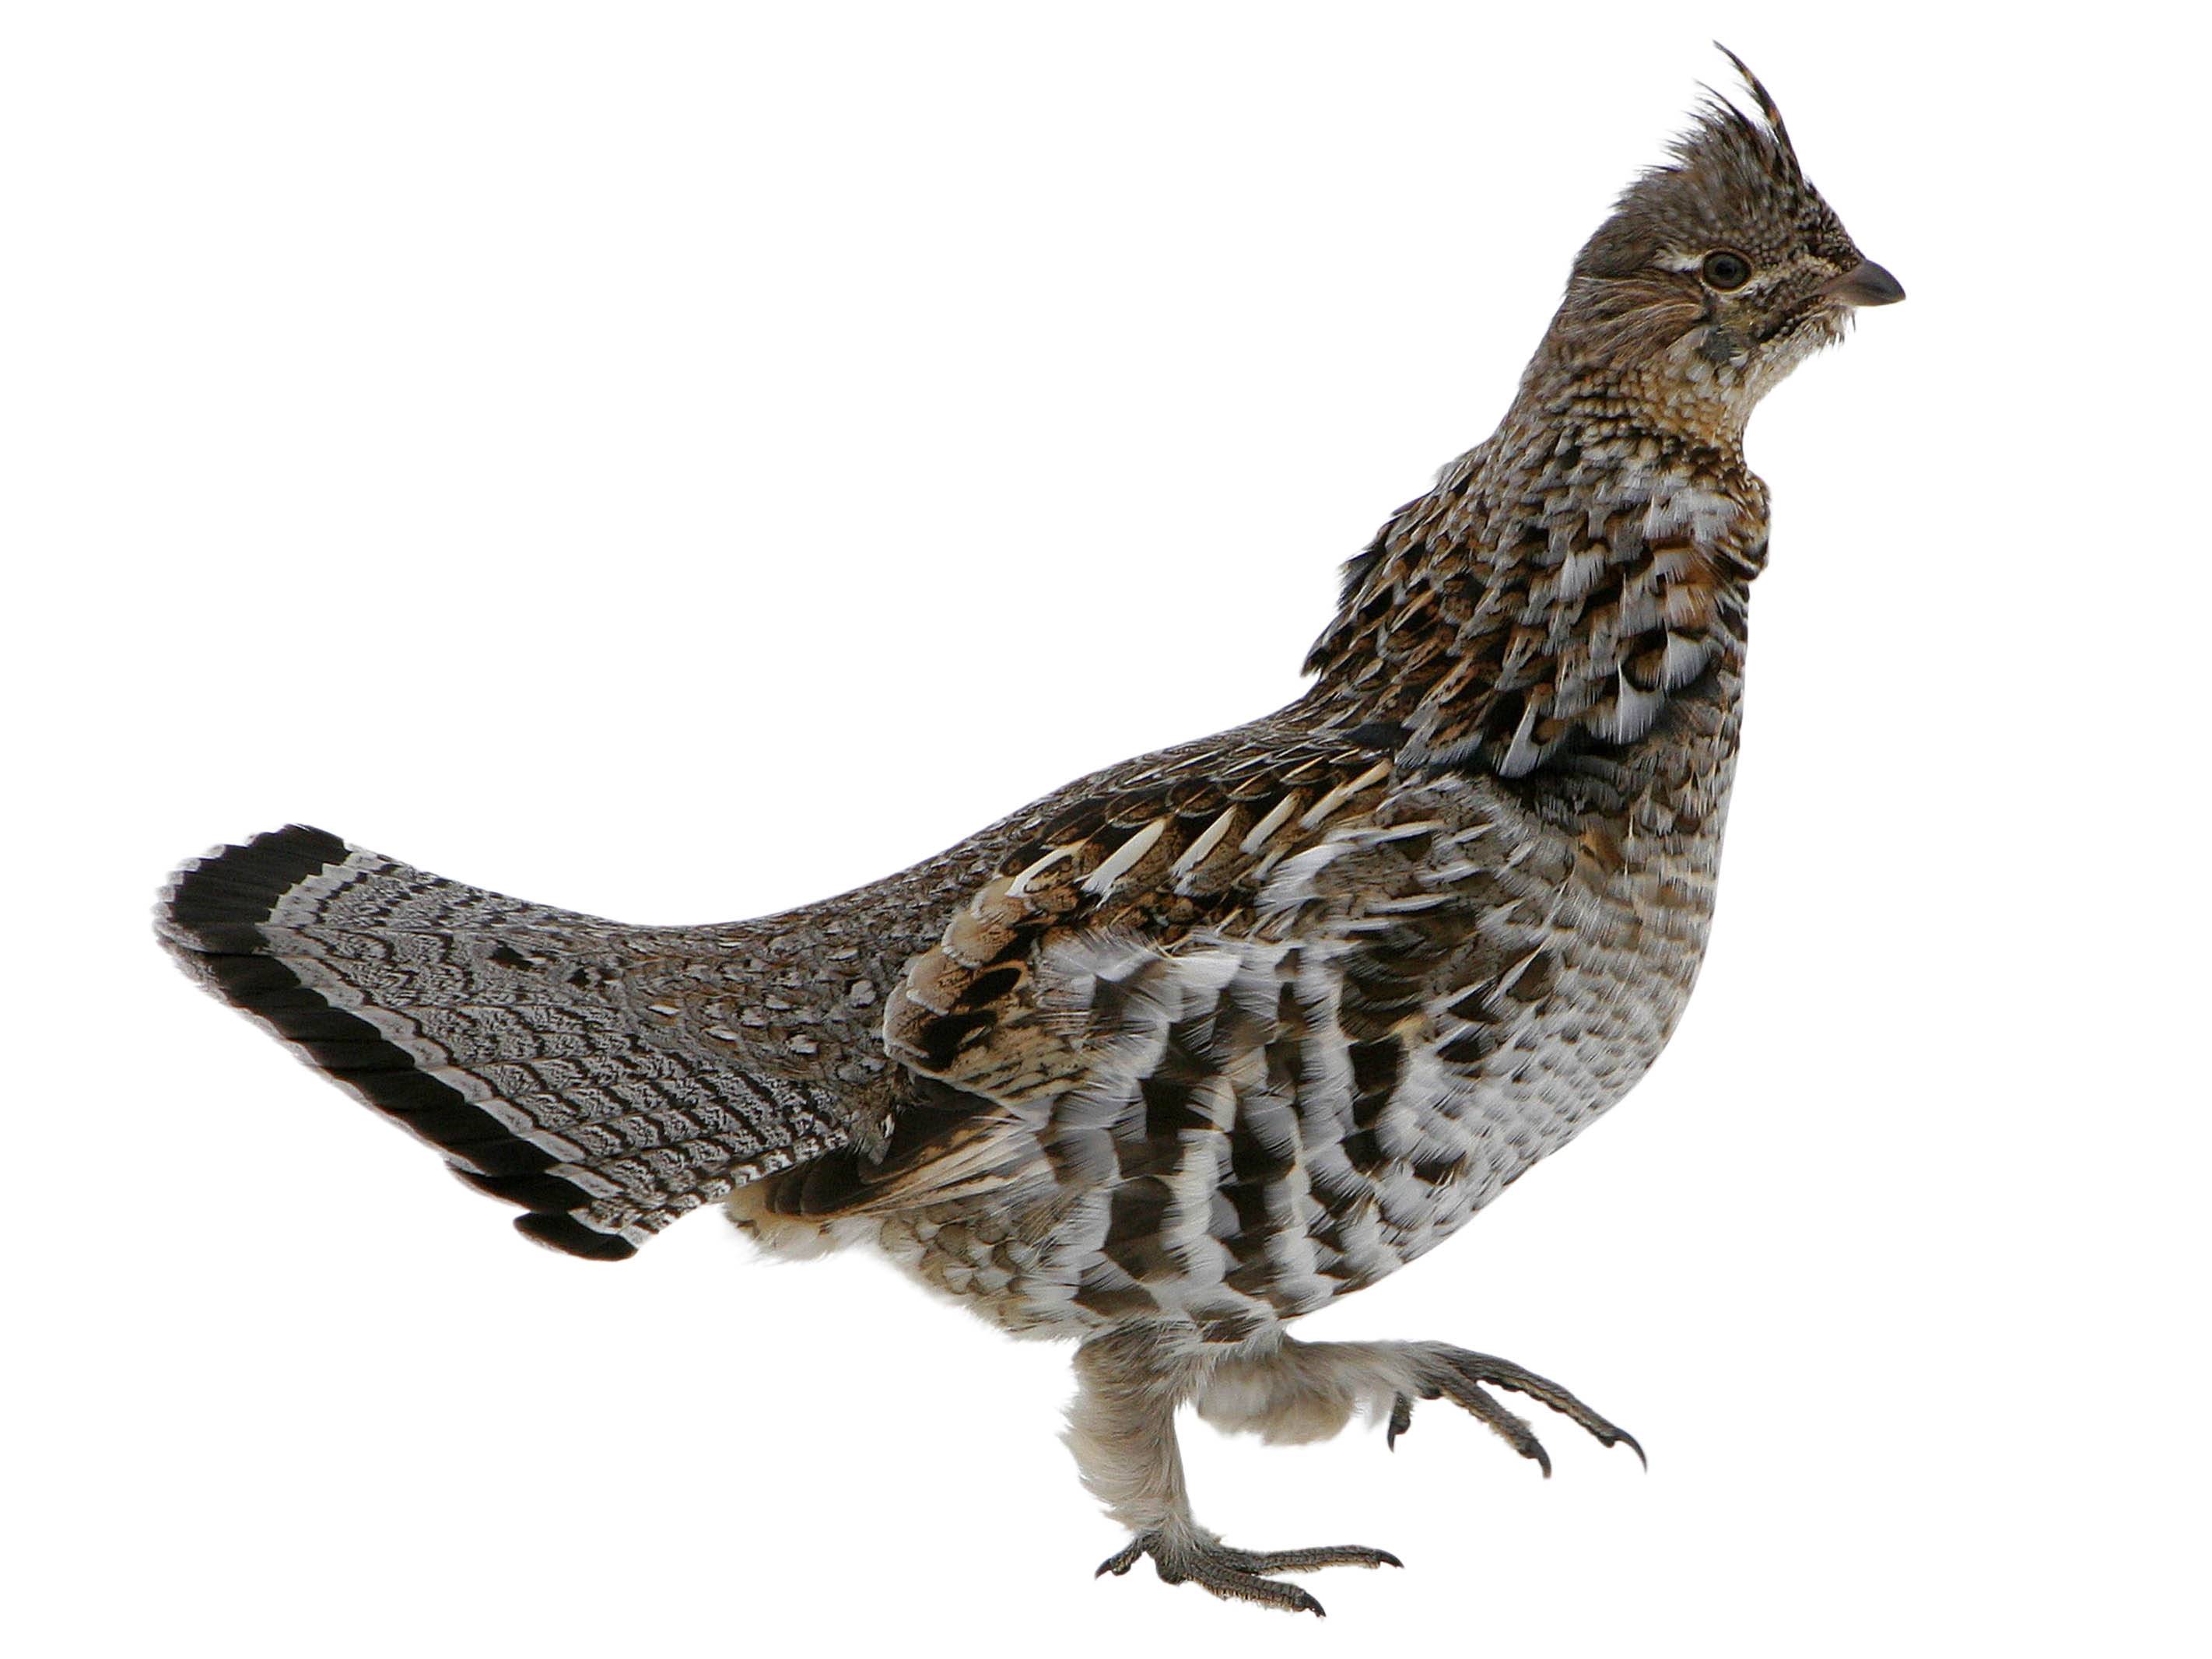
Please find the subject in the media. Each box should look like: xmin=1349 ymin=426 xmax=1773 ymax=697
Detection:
xmin=1659 ymin=248 xmax=1805 ymax=296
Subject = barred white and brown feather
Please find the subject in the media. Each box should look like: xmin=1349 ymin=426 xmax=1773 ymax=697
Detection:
xmin=157 ymin=825 xmax=857 ymax=1257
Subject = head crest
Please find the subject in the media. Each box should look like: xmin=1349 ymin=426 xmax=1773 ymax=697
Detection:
xmin=1691 ymin=44 xmax=1804 ymax=188
xmin=1570 ymin=46 xmax=1819 ymax=282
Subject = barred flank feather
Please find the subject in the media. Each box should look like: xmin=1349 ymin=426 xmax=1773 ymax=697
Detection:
xmin=157 ymin=826 xmax=850 ymax=1257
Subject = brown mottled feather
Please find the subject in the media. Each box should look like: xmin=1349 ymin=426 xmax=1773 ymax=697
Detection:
xmin=156 ymin=54 xmax=1898 ymax=1611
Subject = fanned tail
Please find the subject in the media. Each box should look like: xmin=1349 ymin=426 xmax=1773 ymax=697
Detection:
xmin=157 ymin=826 xmax=850 ymax=1258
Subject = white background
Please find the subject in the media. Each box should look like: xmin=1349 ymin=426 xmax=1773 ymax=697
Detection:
xmin=7 ymin=4 xmax=2206 ymax=1654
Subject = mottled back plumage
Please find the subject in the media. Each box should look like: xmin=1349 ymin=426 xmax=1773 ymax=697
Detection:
xmin=156 ymin=52 xmax=1898 ymax=1614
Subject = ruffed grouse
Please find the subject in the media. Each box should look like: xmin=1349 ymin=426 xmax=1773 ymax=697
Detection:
xmin=158 ymin=52 xmax=1898 ymax=1615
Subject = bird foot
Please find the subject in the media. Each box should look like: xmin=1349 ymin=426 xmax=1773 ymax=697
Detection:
xmin=1385 ymin=1344 xmax=1644 ymax=1473
xmin=1095 ymin=1530 xmax=1401 ymax=1615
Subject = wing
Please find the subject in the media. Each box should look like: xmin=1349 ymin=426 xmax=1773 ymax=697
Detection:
xmin=882 ymin=742 xmax=1401 ymax=1103
xmin=798 ymin=730 xmax=1616 ymax=1330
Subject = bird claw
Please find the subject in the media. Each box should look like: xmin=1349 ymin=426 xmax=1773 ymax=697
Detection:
xmin=1095 ymin=1531 xmax=1401 ymax=1615
xmin=1386 ymin=1391 xmax=1414 ymax=1450
xmin=1390 ymin=1346 xmax=1644 ymax=1472
xmin=1095 ymin=1539 xmax=1146 ymax=1578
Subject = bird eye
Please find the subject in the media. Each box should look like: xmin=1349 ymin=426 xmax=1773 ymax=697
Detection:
xmin=1701 ymin=251 xmax=1753 ymax=290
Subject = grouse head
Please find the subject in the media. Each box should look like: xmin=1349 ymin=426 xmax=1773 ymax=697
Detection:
xmin=1534 ymin=47 xmax=1902 ymax=432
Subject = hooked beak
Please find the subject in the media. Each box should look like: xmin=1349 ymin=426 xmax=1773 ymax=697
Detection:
xmin=1824 ymin=259 xmax=1905 ymax=307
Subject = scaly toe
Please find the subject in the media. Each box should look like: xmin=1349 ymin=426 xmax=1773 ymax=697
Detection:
xmin=1424 ymin=1346 xmax=1643 ymax=1470
xmin=1095 ymin=1538 xmax=1147 ymax=1578
xmin=1098 ymin=1531 xmax=1401 ymax=1614
xmin=1223 ymin=1544 xmax=1404 ymax=1573
xmin=1435 ymin=1372 xmax=1553 ymax=1476
xmin=1189 ymin=1568 xmax=1326 ymax=1616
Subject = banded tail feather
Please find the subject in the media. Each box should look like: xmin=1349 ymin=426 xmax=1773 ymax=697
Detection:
xmin=156 ymin=825 xmax=852 ymax=1258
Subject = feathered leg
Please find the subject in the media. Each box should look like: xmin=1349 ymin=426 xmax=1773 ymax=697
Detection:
xmin=1069 ymin=1325 xmax=1400 ymax=1616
